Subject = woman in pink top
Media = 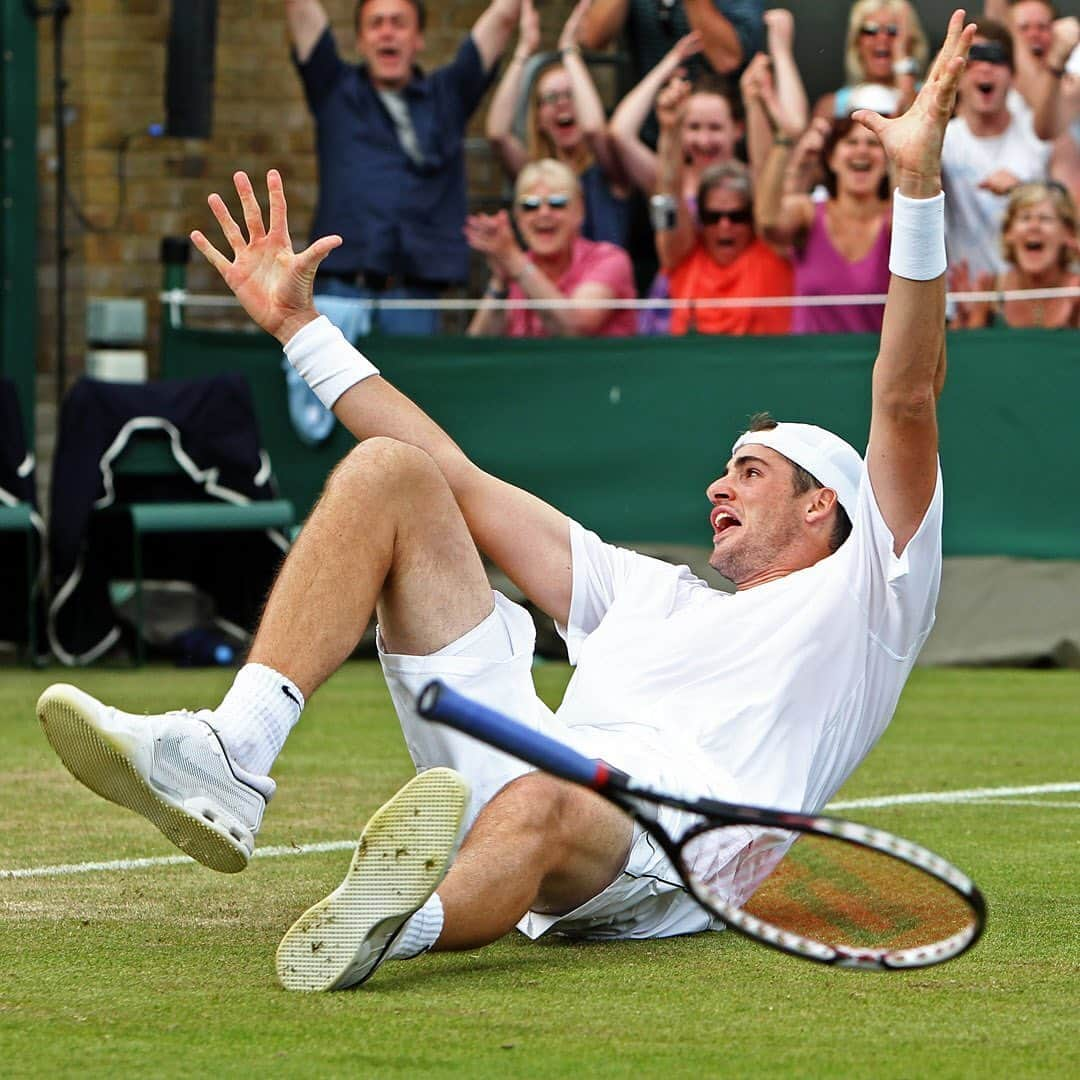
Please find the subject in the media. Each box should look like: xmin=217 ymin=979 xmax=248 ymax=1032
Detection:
xmin=754 ymin=66 xmax=893 ymax=335
xmin=466 ymin=158 xmax=636 ymax=338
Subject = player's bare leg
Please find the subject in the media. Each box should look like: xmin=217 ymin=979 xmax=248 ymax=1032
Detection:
xmin=432 ymin=772 xmax=634 ymax=949
xmin=250 ymin=435 xmax=495 ymax=695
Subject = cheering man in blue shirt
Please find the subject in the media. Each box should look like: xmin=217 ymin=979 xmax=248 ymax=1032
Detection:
xmin=286 ymin=0 xmax=522 ymax=334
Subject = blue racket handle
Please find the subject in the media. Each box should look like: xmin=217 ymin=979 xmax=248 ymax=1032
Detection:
xmin=417 ymin=680 xmax=606 ymax=789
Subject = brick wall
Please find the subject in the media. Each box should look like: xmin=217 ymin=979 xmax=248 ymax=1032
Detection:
xmin=35 ymin=0 xmax=576 ymax=379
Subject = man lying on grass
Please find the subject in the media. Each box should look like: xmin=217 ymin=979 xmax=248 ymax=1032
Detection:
xmin=38 ymin=10 xmax=975 ymax=992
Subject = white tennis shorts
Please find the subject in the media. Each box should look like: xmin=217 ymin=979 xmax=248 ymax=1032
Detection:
xmin=378 ymin=590 xmax=718 ymax=942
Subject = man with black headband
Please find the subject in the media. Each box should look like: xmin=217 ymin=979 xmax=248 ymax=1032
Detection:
xmin=39 ymin=10 xmax=976 ymax=995
xmin=942 ymin=16 xmax=1052 ymax=276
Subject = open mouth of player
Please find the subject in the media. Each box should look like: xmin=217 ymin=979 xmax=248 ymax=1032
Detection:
xmin=1022 ymin=240 xmax=1046 ymax=251
xmin=555 ymin=116 xmax=576 ymax=129
xmin=848 ymin=160 xmax=874 ymax=173
xmin=711 ymin=508 xmax=742 ymax=539
xmin=976 ymin=81 xmax=995 ymax=98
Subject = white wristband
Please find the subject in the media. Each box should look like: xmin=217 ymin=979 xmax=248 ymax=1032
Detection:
xmin=283 ymin=315 xmax=379 ymax=410
xmin=889 ymin=188 xmax=947 ymax=281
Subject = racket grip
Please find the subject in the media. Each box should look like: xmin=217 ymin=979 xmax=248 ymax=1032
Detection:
xmin=417 ymin=680 xmax=605 ymax=789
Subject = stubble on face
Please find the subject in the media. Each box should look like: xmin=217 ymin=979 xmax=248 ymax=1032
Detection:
xmin=708 ymin=493 xmax=806 ymax=584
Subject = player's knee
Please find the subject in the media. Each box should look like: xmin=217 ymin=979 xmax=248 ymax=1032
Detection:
xmin=493 ymin=773 xmax=593 ymax=858
xmin=326 ymin=437 xmax=444 ymax=502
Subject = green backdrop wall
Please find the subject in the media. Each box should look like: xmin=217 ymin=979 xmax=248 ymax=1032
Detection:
xmin=162 ymin=326 xmax=1080 ymax=560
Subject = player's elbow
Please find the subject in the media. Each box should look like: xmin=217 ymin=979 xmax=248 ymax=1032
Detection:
xmin=874 ymin=384 xmax=938 ymax=423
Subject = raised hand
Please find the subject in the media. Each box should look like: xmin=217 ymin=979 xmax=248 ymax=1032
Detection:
xmin=464 ymin=210 xmax=520 ymax=279
xmin=852 ymin=9 xmax=976 ymax=198
xmin=517 ymin=0 xmax=540 ymax=59
xmin=763 ymin=8 xmax=795 ymax=55
xmin=655 ymin=75 xmax=692 ymax=134
xmin=558 ymin=0 xmax=590 ymax=53
xmin=739 ymin=52 xmax=770 ymax=103
xmin=665 ymin=29 xmax=704 ymax=72
xmin=190 ymin=170 xmax=340 ymax=344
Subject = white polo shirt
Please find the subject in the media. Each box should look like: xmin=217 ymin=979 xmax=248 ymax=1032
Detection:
xmin=552 ymin=461 xmax=943 ymax=815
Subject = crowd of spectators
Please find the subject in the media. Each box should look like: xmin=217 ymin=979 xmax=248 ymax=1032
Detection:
xmin=286 ymin=0 xmax=1080 ymax=338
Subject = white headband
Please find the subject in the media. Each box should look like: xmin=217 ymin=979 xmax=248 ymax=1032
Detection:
xmin=731 ymin=423 xmax=863 ymax=518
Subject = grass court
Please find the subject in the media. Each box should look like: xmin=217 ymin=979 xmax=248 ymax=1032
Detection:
xmin=1 ymin=663 xmax=1076 ymax=1078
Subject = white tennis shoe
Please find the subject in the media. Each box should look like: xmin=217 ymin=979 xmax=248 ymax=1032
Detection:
xmin=37 ymin=683 xmax=273 ymax=874
xmin=276 ymin=767 xmax=469 ymax=992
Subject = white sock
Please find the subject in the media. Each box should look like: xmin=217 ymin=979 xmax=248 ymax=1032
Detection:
xmin=387 ymin=893 xmax=444 ymax=960
xmin=210 ymin=662 xmax=304 ymax=777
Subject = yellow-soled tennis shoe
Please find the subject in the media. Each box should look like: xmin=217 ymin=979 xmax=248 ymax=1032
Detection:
xmin=276 ymin=767 xmax=469 ymax=992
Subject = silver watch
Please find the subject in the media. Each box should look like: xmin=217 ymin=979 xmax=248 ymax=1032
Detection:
xmin=649 ymin=194 xmax=678 ymax=232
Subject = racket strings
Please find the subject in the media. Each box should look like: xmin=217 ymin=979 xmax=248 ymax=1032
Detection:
xmin=682 ymin=826 xmax=977 ymax=958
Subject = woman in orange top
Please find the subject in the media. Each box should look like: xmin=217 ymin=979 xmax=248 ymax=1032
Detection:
xmin=653 ymin=79 xmax=792 ymax=336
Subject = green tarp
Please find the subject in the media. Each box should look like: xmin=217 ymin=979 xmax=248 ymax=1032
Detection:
xmin=162 ymin=326 xmax=1080 ymax=559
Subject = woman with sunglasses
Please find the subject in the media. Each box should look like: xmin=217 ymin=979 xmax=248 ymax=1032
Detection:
xmin=485 ymin=0 xmax=630 ymax=248
xmin=654 ymin=81 xmax=792 ymax=337
xmin=951 ymin=180 xmax=1080 ymax=329
xmin=755 ymin=66 xmax=893 ymax=335
xmin=813 ymin=0 xmax=929 ymax=120
xmin=465 ymin=159 xmax=637 ymax=338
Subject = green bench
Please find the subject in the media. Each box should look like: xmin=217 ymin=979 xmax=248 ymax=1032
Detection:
xmin=111 ymin=431 xmax=295 ymax=664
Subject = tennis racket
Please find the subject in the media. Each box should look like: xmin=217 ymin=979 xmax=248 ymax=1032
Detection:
xmin=417 ymin=680 xmax=986 ymax=971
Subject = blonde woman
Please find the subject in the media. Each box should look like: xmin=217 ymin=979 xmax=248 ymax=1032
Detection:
xmin=813 ymin=0 xmax=929 ymax=120
xmin=485 ymin=0 xmax=630 ymax=247
xmin=952 ymin=180 xmax=1080 ymax=328
xmin=466 ymin=159 xmax=637 ymax=338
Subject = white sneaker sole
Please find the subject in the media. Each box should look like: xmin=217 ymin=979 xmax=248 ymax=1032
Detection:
xmin=37 ymin=683 xmax=252 ymax=874
xmin=276 ymin=767 xmax=469 ymax=992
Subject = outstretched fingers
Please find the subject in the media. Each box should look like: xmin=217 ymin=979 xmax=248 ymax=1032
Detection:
xmin=927 ymin=10 xmax=975 ymax=89
xmin=295 ymin=234 xmax=342 ymax=277
xmin=233 ymin=171 xmax=266 ymax=243
xmin=850 ymin=107 xmax=887 ymax=139
xmin=207 ymin=189 xmax=246 ymax=256
xmin=265 ymin=169 xmax=292 ymax=247
xmin=189 ymin=228 xmax=231 ymax=277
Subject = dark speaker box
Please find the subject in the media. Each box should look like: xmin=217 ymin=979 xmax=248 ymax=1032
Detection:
xmin=165 ymin=0 xmax=218 ymax=139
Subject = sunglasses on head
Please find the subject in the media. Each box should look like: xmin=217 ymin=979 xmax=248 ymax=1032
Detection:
xmin=860 ymin=22 xmax=899 ymax=37
xmin=518 ymin=193 xmax=571 ymax=212
xmin=968 ymin=42 xmax=1009 ymax=65
xmin=700 ymin=207 xmax=753 ymax=226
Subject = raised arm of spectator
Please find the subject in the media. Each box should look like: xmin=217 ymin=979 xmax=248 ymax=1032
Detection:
xmin=485 ymin=0 xmax=540 ymax=178
xmin=852 ymin=10 xmax=975 ymax=554
xmin=284 ymin=0 xmax=330 ymax=64
xmin=609 ymin=31 xmax=703 ymax=194
xmin=1028 ymin=18 xmax=1080 ymax=140
xmin=684 ymin=0 xmax=764 ymax=75
xmin=578 ymin=0 xmax=630 ymax=51
xmin=559 ymin=1 xmax=627 ymax=183
xmin=654 ymin=81 xmax=699 ymax=270
xmin=754 ymin=80 xmax=817 ymax=250
xmin=765 ymin=9 xmax=809 ymax=142
xmin=472 ymin=0 xmax=525 ymax=73
xmin=1023 ymin=17 xmax=1080 ymax=140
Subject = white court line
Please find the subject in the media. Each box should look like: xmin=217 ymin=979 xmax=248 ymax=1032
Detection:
xmin=827 ymin=781 xmax=1080 ymax=811
xmin=0 ymin=840 xmax=356 ymax=881
xmin=1 ymin=781 xmax=1077 ymax=881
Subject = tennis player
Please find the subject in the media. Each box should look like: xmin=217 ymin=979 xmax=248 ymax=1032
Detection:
xmin=38 ymin=10 xmax=977 ymax=992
